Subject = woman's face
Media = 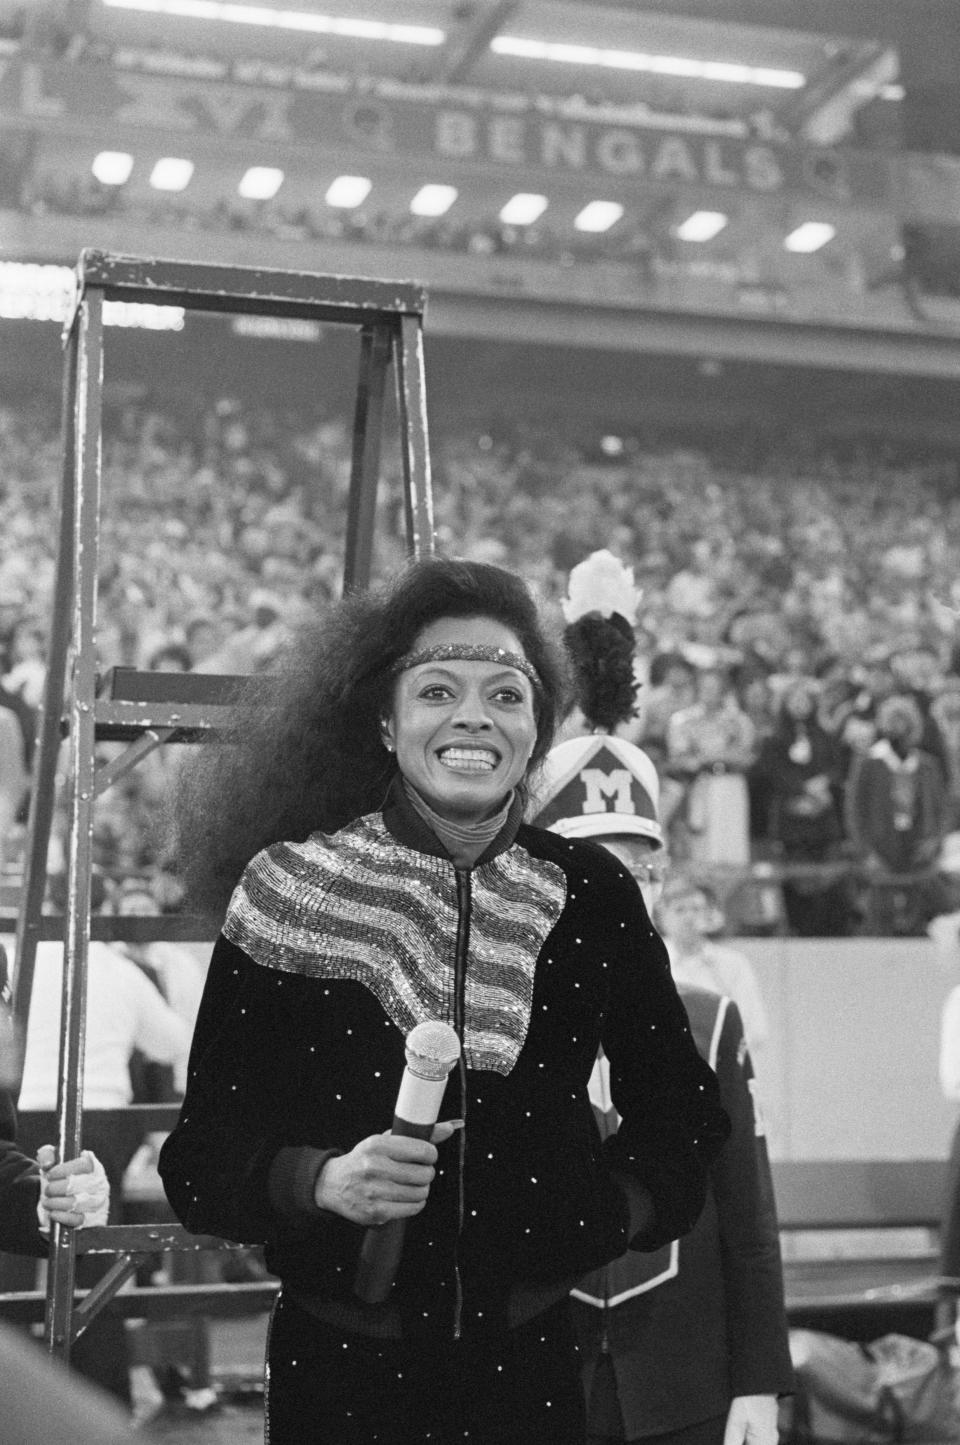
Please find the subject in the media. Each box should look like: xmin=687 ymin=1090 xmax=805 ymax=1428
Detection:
xmin=384 ymin=615 xmax=538 ymax=825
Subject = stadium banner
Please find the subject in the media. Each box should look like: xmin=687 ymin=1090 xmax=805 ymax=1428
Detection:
xmin=0 ymin=56 xmax=893 ymax=206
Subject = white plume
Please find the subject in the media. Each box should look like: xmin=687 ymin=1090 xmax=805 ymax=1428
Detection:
xmin=561 ymin=549 xmax=642 ymax=625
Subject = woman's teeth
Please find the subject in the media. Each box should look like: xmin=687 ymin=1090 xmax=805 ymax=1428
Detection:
xmin=439 ymin=748 xmax=497 ymax=773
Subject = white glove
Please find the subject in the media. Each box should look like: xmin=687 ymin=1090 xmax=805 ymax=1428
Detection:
xmin=723 ymin=1394 xmax=780 ymax=1445
xmin=36 ymin=1145 xmax=110 ymax=1232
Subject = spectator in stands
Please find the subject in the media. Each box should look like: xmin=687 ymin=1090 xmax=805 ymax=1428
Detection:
xmin=932 ymin=676 xmax=960 ymax=828
xmin=656 ymin=876 xmax=771 ymax=1073
xmin=665 ymin=538 xmax=722 ymax=624
xmin=845 ymin=693 xmax=951 ymax=935
xmin=184 ymin=613 xmax=229 ymax=673
xmin=844 ymin=652 xmax=897 ymax=743
xmin=667 ymin=664 xmax=756 ymax=867
xmin=112 ymin=877 xmax=203 ymax=1099
xmin=751 ymin=678 xmax=853 ymax=936
xmin=815 ymin=665 xmax=865 ymax=762
xmin=3 ymin=617 xmax=46 ymax=710
xmin=145 ymin=641 xmax=192 ymax=673
xmin=890 ymin=644 xmax=952 ymax=784
xmin=739 ymin=666 xmax=778 ymax=751
xmin=0 ymin=700 xmax=27 ymax=873
xmin=627 ymin=650 xmax=696 ymax=749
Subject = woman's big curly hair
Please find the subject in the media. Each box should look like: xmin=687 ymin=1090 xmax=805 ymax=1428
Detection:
xmin=171 ymin=557 xmax=568 ymax=918
xmin=563 ymin=612 xmax=638 ymax=733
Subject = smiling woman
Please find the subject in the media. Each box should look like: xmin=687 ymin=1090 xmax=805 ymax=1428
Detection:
xmin=159 ymin=555 xmax=729 ymax=1445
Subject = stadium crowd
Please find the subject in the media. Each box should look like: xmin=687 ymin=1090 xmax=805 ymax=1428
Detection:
xmin=22 ymin=169 xmax=667 ymax=275
xmin=1 ymin=389 xmax=960 ymax=936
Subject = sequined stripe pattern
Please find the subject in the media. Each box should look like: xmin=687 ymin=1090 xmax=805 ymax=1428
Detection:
xmin=223 ymin=814 xmax=567 ymax=1075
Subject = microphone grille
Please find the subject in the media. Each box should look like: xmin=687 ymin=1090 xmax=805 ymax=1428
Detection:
xmin=405 ymin=1020 xmax=461 ymax=1079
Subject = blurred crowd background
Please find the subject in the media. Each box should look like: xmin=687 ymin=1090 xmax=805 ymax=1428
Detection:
xmin=2 ymin=387 xmax=960 ymax=938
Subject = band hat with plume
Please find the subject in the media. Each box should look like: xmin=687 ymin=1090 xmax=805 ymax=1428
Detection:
xmin=561 ymin=549 xmax=642 ymax=626
xmin=530 ymin=735 xmax=663 ymax=847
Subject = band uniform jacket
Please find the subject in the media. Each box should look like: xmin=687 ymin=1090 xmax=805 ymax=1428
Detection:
xmin=573 ymin=986 xmax=793 ymax=1437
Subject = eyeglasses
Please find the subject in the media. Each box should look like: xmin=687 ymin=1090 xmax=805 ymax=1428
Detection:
xmin=627 ymin=856 xmax=671 ymax=886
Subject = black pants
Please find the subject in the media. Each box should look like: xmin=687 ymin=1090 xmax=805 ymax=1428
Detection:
xmin=588 ymin=1417 xmax=726 ymax=1445
xmin=265 ymin=1291 xmax=586 ymax=1444
xmin=587 ymin=1352 xmax=726 ymax=1445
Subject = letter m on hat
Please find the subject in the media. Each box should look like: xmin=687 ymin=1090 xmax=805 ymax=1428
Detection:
xmin=582 ymin=767 xmax=635 ymax=815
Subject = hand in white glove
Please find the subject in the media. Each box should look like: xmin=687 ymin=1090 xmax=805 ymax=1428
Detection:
xmin=36 ymin=1145 xmax=110 ymax=1232
xmin=722 ymin=1394 xmax=780 ymax=1445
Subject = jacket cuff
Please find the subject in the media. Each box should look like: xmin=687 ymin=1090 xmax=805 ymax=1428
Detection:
xmin=267 ymin=1146 xmax=340 ymax=1222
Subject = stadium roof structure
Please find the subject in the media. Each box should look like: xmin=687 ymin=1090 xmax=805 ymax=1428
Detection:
xmin=16 ymin=0 xmax=903 ymax=147
xmin=2 ymin=1 xmax=960 ymax=378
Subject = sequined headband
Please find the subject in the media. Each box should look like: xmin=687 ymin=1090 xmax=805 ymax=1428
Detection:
xmin=391 ymin=644 xmax=541 ymax=689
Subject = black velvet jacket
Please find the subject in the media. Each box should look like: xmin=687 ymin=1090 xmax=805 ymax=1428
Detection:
xmin=159 ymin=785 xmax=728 ymax=1343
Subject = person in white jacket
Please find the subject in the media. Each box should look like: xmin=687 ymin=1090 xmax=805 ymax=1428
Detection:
xmin=14 ymin=881 xmax=190 ymax=1408
xmin=938 ymin=973 xmax=960 ymax=1289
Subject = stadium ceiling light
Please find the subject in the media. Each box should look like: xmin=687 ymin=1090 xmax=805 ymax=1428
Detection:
xmin=149 ymin=156 xmax=195 ymax=190
xmin=676 ymin=210 xmax=728 ymax=242
xmin=499 ymin=193 xmax=548 ymax=226
xmin=101 ymin=0 xmax=444 ymax=45
xmin=784 ymin=221 xmax=836 ymax=253
xmin=490 ymin=35 xmax=804 ymax=89
xmin=325 ymin=174 xmax=371 ymax=207
xmin=574 ymin=200 xmax=624 ymax=233
xmin=0 ymin=262 xmax=183 ymax=328
xmin=410 ymin=184 xmax=458 ymax=218
xmin=239 ymin=166 xmax=284 ymax=199
xmin=92 ymin=151 xmax=134 ymax=185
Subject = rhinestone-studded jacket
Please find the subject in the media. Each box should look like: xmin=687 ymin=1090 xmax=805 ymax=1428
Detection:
xmin=159 ymin=784 xmax=729 ymax=1342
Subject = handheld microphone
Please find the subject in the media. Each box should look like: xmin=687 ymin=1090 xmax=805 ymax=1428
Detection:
xmin=353 ymin=1019 xmax=461 ymax=1304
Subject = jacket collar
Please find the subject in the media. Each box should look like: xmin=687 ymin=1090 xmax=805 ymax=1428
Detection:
xmin=381 ymin=774 xmax=525 ymax=866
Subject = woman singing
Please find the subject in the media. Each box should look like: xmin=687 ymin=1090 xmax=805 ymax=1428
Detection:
xmin=159 ymin=556 xmax=729 ymax=1445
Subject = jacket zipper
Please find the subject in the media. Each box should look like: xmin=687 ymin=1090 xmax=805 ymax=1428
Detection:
xmin=452 ymin=866 xmax=471 ymax=1341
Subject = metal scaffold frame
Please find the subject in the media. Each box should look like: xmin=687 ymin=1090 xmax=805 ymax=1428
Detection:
xmin=3 ymin=248 xmax=434 ymax=1363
